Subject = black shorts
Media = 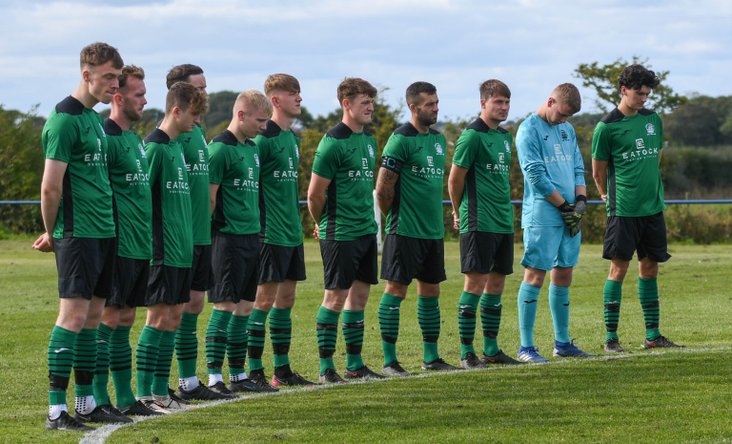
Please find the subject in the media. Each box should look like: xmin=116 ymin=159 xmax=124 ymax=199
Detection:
xmin=460 ymin=231 xmax=514 ymax=275
xmin=320 ymin=234 xmax=378 ymax=290
xmin=107 ymin=256 xmax=149 ymax=308
xmin=258 ymin=243 xmax=306 ymax=284
xmin=602 ymin=212 xmax=671 ymax=262
xmin=54 ymin=237 xmax=114 ymax=299
xmin=380 ymin=234 xmax=446 ymax=285
xmin=146 ymin=265 xmax=191 ymax=306
xmin=209 ymin=232 xmax=260 ymax=303
xmin=190 ymin=244 xmax=212 ymax=292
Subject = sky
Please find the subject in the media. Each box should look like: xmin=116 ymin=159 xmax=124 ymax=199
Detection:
xmin=0 ymin=0 xmax=730 ymax=122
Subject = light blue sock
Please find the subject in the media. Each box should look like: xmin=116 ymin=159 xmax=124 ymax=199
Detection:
xmin=517 ymin=282 xmax=540 ymax=348
xmin=549 ymin=283 xmax=570 ymax=343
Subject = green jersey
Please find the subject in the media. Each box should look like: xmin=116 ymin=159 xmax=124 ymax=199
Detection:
xmin=178 ymin=124 xmax=211 ymax=245
xmin=253 ymin=120 xmax=303 ymax=246
xmin=381 ymin=122 xmax=446 ymax=239
xmin=452 ymin=118 xmax=514 ymax=234
xmin=311 ymin=122 xmax=377 ymax=241
xmin=592 ymin=108 xmax=665 ymax=217
xmin=145 ymin=129 xmax=193 ymax=268
xmin=42 ymin=96 xmax=114 ymax=239
xmin=104 ymin=119 xmax=152 ymax=260
xmin=209 ymin=130 xmax=261 ymax=236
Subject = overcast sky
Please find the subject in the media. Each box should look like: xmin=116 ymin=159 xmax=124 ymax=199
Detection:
xmin=1 ymin=0 xmax=730 ymax=122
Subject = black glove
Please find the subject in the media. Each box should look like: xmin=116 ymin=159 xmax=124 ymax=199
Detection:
xmin=558 ymin=200 xmax=581 ymax=237
xmin=574 ymin=195 xmax=587 ymax=215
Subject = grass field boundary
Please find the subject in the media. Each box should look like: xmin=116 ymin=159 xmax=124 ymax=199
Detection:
xmin=79 ymin=345 xmax=732 ymax=444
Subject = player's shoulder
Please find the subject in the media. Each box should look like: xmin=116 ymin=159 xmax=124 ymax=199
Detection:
xmin=54 ymin=96 xmax=85 ymax=116
xmin=259 ymin=119 xmax=282 ymax=139
xmin=393 ymin=122 xmax=419 ymax=137
xmin=210 ymin=130 xmax=238 ymax=146
xmin=326 ymin=122 xmax=352 ymax=140
xmin=144 ymin=128 xmax=171 ymax=145
xmin=103 ymin=118 xmax=123 ymax=136
xmin=600 ymin=108 xmax=626 ymax=124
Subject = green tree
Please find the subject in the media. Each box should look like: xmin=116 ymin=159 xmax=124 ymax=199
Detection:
xmin=574 ymin=56 xmax=686 ymax=114
xmin=0 ymin=105 xmax=45 ymax=233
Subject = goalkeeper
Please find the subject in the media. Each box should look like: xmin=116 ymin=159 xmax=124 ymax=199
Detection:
xmin=514 ymin=83 xmax=592 ymax=362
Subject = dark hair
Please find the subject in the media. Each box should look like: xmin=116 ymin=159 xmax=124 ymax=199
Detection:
xmin=337 ymin=77 xmax=377 ymax=103
xmin=80 ymin=42 xmax=123 ymax=69
xmin=618 ymin=64 xmax=660 ymax=90
xmin=166 ymin=81 xmax=208 ymax=115
xmin=118 ymin=65 xmax=145 ymax=89
xmin=405 ymin=81 xmax=437 ymax=106
xmin=166 ymin=64 xmax=204 ymax=89
xmin=480 ymin=79 xmax=511 ymax=100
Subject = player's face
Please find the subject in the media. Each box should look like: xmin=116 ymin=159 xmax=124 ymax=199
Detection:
xmin=241 ymin=107 xmax=270 ymax=139
xmin=621 ymin=85 xmax=652 ymax=112
xmin=120 ymin=77 xmax=147 ymax=122
xmin=176 ymin=107 xmax=198 ymax=133
xmin=414 ymin=93 xmax=439 ymax=127
xmin=482 ymin=94 xmax=510 ymax=124
xmin=86 ymin=61 xmax=121 ymax=104
xmin=346 ymin=94 xmax=374 ymax=126
xmin=275 ymin=90 xmax=302 ymax=118
xmin=187 ymin=73 xmax=208 ymax=99
xmin=545 ymin=97 xmax=575 ymax=125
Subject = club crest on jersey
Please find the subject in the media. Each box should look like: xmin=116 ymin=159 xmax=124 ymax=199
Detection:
xmin=646 ymin=123 xmax=656 ymax=135
xmin=254 ymin=154 xmax=260 ymax=167
xmin=504 ymin=140 xmax=510 ymax=152
xmin=435 ymin=142 xmax=444 ymax=156
xmin=367 ymin=144 xmax=375 ymax=158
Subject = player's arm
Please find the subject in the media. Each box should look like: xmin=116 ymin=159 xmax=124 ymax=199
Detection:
xmin=209 ymin=184 xmax=219 ymax=216
xmin=518 ymin=131 xmax=564 ymax=207
xmin=447 ymin=164 xmax=468 ymax=230
xmin=33 ymin=159 xmax=68 ymax=252
xmin=375 ymin=156 xmax=401 ymax=215
xmin=307 ymin=172 xmax=331 ymax=227
xmin=592 ymin=159 xmax=608 ymax=202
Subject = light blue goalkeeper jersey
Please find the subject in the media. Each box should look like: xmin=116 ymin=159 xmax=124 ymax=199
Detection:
xmin=516 ymin=113 xmax=585 ymax=228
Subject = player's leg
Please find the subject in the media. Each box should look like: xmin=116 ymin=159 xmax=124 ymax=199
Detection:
xmin=377 ymin=235 xmax=410 ymax=375
xmin=481 ymin=270 xmax=520 ymax=365
xmin=601 ymin=215 xmax=635 ymax=352
xmin=318 ymin=288 xmax=348 ymax=383
xmin=270 ymin=279 xmax=314 ymax=386
xmin=457 ymin=232 xmax=488 ymax=368
xmin=136 ymin=302 xmax=167 ymax=413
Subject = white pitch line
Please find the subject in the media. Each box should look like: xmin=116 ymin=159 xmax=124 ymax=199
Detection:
xmin=79 ymin=345 xmax=732 ymax=444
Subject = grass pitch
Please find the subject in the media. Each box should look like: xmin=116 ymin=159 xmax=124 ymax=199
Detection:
xmin=1 ymin=239 xmax=730 ymax=443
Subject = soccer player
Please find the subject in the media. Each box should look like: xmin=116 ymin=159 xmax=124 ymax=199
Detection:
xmin=94 ymin=65 xmax=159 ymax=417
xmin=307 ymin=78 xmax=384 ymax=383
xmin=165 ymin=65 xmax=227 ymax=401
xmin=514 ymin=83 xmax=591 ymax=362
xmin=592 ymin=64 xmax=683 ymax=352
xmin=136 ymin=81 xmax=208 ymax=412
xmin=448 ymin=79 xmax=521 ymax=369
xmin=376 ymin=81 xmax=458 ymax=376
xmin=205 ymin=90 xmax=276 ymax=393
xmin=249 ymin=74 xmax=313 ymax=387
xmin=35 ymin=42 xmax=126 ymax=431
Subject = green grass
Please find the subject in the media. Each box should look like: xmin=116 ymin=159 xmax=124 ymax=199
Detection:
xmin=1 ymin=239 xmax=731 ymax=443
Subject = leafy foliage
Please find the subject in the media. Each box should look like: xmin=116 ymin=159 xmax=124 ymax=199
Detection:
xmin=574 ymin=56 xmax=687 ymax=114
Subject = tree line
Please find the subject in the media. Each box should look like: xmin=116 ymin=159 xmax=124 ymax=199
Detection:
xmin=2 ymin=59 xmax=731 ymax=241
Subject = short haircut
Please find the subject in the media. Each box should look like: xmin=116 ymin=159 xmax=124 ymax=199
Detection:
xmin=234 ymin=89 xmax=273 ymax=115
xmin=618 ymin=64 xmax=660 ymax=90
xmin=337 ymin=77 xmax=377 ymax=104
xmin=264 ymin=73 xmax=300 ymax=96
xmin=552 ymin=83 xmax=582 ymax=114
xmin=166 ymin=81 xmax=208 ymax=115
xmin=118 ymin=65 xmax=145 ymax=89
xmin=166 ymin=64 xmax=204 ymax=89
xmin=80 ymin=42 xmax=123 ymax=70
xmin=406 ymin=81 xmax=437 ymax=106
xmin=480 ymin=79 xmax=511 ymax=100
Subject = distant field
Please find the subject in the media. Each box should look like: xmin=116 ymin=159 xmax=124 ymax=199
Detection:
xmin=1 ymin=239 xmax=730 ymax=443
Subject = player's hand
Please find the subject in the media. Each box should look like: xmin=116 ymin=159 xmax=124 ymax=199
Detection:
xmin=452 ymin=210 xmax=459 ymax=230
xmin=558 ymin=201 xmax=582 ymax=237
xmin=32 ymin=232 xmax=54 ymax=252
xmin=574 ymin=195 xmax=587 ymax=215
xmin=312 ymin=224 xmax=320 ymax=240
